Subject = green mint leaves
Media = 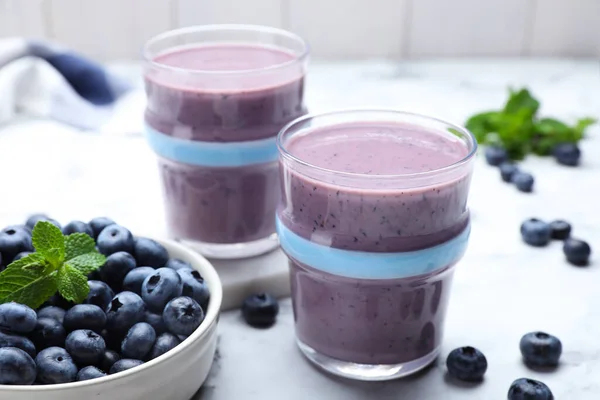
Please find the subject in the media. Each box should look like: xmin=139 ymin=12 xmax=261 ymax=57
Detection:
xmin=0 ymin=221 xmax=106 ymax=308
xmin=466 ymin=88 xmax=596 ymax=160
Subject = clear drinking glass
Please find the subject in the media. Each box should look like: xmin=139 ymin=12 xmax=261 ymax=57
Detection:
xmin=276 ymin=110 xmax=477 ymax=380
xmin=143 ymin=25 xmax=309 ymax=259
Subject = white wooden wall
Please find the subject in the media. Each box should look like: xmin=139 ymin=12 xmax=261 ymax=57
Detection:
xmin=0 ymin=0 xmax=598 ymax=61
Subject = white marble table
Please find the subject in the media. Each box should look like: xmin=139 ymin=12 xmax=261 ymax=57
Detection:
xmin=0 ymin=59 xmax=599 ymax=399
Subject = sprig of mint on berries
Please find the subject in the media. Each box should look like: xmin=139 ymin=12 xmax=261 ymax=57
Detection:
xmin=466 ymin=87 xmax=596 ymax=160
xmin=0 ymin=221 xmax=106 ymax=308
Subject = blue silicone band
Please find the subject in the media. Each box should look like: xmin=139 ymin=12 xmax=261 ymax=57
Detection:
xmin=276 ymin=217 xmax=470 ymax=280
xmin=144 ymin=124 xmax=278 ymax=167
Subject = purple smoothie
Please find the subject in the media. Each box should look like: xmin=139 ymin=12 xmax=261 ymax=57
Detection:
xmin=279 ymin=121 xmax=473 ymax=365
xmin=145 ymin=43 xmax=306 ymax=244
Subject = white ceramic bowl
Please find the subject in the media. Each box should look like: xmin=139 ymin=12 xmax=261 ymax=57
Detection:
xmin=0 ymin=238 xmax=222 ymax=400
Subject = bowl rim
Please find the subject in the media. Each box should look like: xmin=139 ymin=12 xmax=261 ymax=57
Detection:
xmin=0 ymin=237 xmax=223 ymax=392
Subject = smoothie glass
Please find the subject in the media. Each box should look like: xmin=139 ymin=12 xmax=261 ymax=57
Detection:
xmin=143 ymin=25 xmax=308 ymax=259
xmin=277 ymin=110 xmax=476 ymax=380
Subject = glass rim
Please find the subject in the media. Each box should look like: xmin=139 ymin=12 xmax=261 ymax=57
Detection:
xmin=142 ymin=24 xmax=309 ymax=76
xmin=276 ymin=108 xmax=478 ymax=180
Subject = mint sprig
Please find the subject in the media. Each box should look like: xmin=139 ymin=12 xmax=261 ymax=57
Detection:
xmin=0 ymin=221 xmax=106 ymax=308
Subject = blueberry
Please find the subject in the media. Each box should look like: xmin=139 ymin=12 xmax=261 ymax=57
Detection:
xmin=109 ymin=359 xmax=143 ymax=374
xmin=100 ymin=251 xmax=137 ymax=290
xmin=508 ymin=378 xmax=554 ymax=400
xmin=143 ymin=311 xmax=167 ymax=335
xmin=25 ymin=214 xmax=61 ymax=230
xmin=512 ymin=172 xmax=535 ymax=193
xmin=499 ymin=162 xmax=519 ymax=183
xmin=0 ymin=329 xmax=36 ymax=357
xmin=165 ymin=259 xmax=193 ymax=271
xmin=142 ymin=268 xmax=183 ymax=312
xmin=121 ymin=322 xmax=156 ymax=360
xmin=519 ymin=331 xmax=562 ymax=367
xmin=64 ymin=304 xmax=106 ymax=333
xmin=549 ymin=220 xmax=571 ymax=240
xmin=13 ymin=251 xmax=33 ymax=261
xmin=65 ymin=329 xmax=106 ymax=365
xmin=0 ymin=347 xmax=36 ymax=385
xmin=85 ymin=280 xmax=115 ymax=310
xmin=563 ymin=238 xmax=591 ymax=266
xmin=89 ymin=217 xmax=116 ymax=239
xmin=163 ymin=296 xmax=204 ymax=336
xmin=242 ymin=293 xmax=279 ymax=328
xmin=77 ymin=365 xmax=107 ymax=381
xmin=97 ymin=224 xmax=135 ymax=256
xmin=35 ymin=346 xmax=78 ymax=384
xmin=37 ymin=306 xmax=66 ymax=324
xmin=100 ymin=349 xmax=121 ymax=372
xmin=0 ymin=302 xmax=37 ymax=333
xmin=30 ymin=318 xmax=66 ymax=350
xmin=133 ymin=238 xmax=169 ymax=268
xmin=484 ymin=146 xmax=508 ymax=166
xmin=177 ymin=268 xmax=210 ymax=310
xmin=105 ymin=291 xmax=145 ymax=333
xmin=147 ymin=332 xmax=180 ymax=360
xmin=0 ymin=227 xmax=33 ymax=263
xmin=520 ymin=219 xmax=551 ymax=247
xmin=446 ymin=346 xmax=487 ymax=381
xmin=553 ymin=143 xmax=581 ymax=167
xmin=62 ymin=220 xmax=94 ymax=237
xmin=123 ymin=267 xmax=155 ymax=295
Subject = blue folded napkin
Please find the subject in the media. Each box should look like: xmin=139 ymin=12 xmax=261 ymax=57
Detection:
xmin=0 ymin=38 xmax=134 ymax=130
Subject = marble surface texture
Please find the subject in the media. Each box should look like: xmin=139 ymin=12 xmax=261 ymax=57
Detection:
xmin=0 ymin=59 xmax=599 ymax=399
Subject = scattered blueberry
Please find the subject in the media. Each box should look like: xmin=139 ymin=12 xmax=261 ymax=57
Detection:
xmin=147 ymin=333 xmax=180 ymax=360
xmin=89 ymin=217 xmax=116 ymax=240
xmin=77 ymin=365 xmax=107 ymax=381
xmin=62 ymin=220 xmax=94 ymax=237
xmin=499 ymin=162 xmax=519 ymax=183
xmin=0 ymin=302 xmax=37 ymax=333
xmin=142 ymin=268 xmax=183 ymax=312
xmin=37 ymin=306 xmax=66 ymax=324
xmin=177 ymin=268 xmax=210 ymax=310
xmin=165 ymin=259 xmax=192 ymax=271
xmin=100 ymin=349 xmax=121 ymax=372
xmin=446 ymin=346 xmax=488 ymax=382
xmin=508 ymin=378 xmax=554 ymax=400
xmin=0 ymin=347 xmax=37 ymax=385
xmin=85 ymin=280 xmax=115 ymax=310
xmin=520 ymin=332 xmax=562 ymax=367
xmin=0 ymin=329 xmax=37 ymax=357
xmin=143 ymin=311 xmax=167 ymax=335
xmin=512 ymin=172 xmax=535 ymax=193
xmin=133 ymin=238 xmax=169 ymax=268
xmin=30 ymin=318 xmax=66 ymax=350
xmin=242 ymin=293 xmax=279 ymax=328
xmin=553 ymin=143 xmax=581 ymax=167
xmin=163 ymin=296 xmax=204 ymax=336
xmin=0 ymin=227 xmax=33 ymax=263
xmin=121 ymin=322 xmax=156 ymax=360
xmin=520 ymin=219 xmax=551 ymax=247
xmin=97 ymin=224 xmax=135 ymax=256
xmin=105 ymin=291 xmax=145 ymax=333
xmin=64 ymin=304 xmax=106 ymax=332
xmin=35 ymin=346 xmax=78 ymax=384
xmin=485 ymin=146 xmax=508 ymax=166
xmin=13 ymin=251 xmax=33 ymax=261
xmin=100 ymin=251 xmax=136 ymax=290
xmin=122 ymin=267 xmax=155 ymax=295
xmin=65 ymin=329 xmax=106 ymax=365
xmin=25 ymin=214 xmax=61 ymax=230
xmin=549 ymin=220 xmax=571 ymax=240
xmin=563 ymin=238 xmax=591 ymax=266
xmin=109 ymin=358 xmax=143 ymax=374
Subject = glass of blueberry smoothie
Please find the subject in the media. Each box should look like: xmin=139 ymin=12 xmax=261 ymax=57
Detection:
xmin=277 ymin=110 xmax=476 ymax=380
xmin=143 ymin=25 xmax=308 ymax=259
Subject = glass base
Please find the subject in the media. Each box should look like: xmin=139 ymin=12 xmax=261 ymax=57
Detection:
xmin=177 ymin=233 xmax=279 ymax=260
xmin=296 ymin=339 xmax=439 ymax=381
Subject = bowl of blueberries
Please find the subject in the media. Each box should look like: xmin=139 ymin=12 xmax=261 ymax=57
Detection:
xmin=0 ymin=215 xmax=222 ymax=400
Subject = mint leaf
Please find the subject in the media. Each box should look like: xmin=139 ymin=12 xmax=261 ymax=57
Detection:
xmin=6 ymin=253 xmax=46 ymax=270
xmin=66 ymin=252 xmax=106 ymax=276
xmin=503 ymin=88 xmax=540 ymax=118
xmin=573 ymin=117 xmax=596 ymax=140
xmin=0 ymin=266 xmax=58 ymax=309
xmin=57 ymin=264 xmax=89 ymax=303
xmin=65 ymin=233 xmax=96 ymax=261
xmin=32 ymin=221 xmax=65 ymax=267
xmin=465 ymin=111 xmax=502 ymax=142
